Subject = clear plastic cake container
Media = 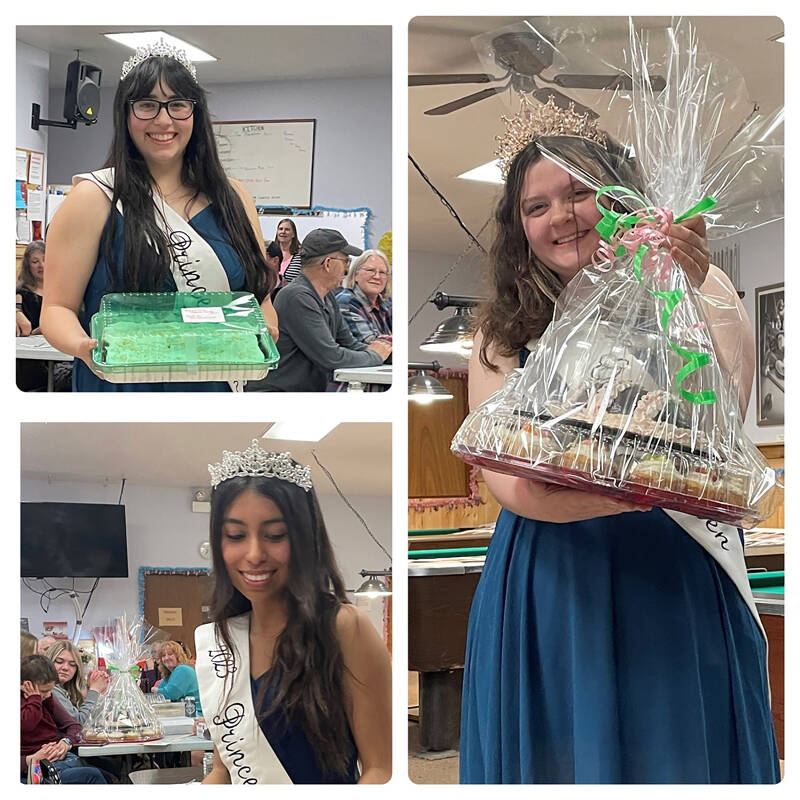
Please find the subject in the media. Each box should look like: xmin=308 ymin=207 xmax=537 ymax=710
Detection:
xmin=90 ymin=292 xmax=278 ymax=383
xmin=452 ymin=411 xmax=776 ymax=527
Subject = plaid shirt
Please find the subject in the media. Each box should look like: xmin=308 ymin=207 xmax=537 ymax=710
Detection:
xmin=328 ymin=286 xmax=392 ymax=392
xmin=335 ymin=286 xmax=392 ymax=343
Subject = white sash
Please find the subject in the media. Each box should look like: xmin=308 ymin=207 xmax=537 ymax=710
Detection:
xmin=74 ymin=168 xmax=246 ymax=392
xmin=195 ymin=614 xmax=292 ymax=784
xmin=72 ymin=168 xmax=231 ymax=292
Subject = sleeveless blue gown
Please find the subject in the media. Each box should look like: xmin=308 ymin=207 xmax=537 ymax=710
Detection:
xmin=459 ymin=356 xmax=779 ymax=784
xmin=251 ymin=674 xmax=359 ymax=783
xmin=74 ymin=205 xmax=246 ymax=392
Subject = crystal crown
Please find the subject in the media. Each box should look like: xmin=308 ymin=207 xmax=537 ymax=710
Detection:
xmin=496 ymin=93 xmax=608 ymax=179
xmin=121 ymin=37 xmax=198 ymax=83
xmin=208 ymin=440 xmax=312 ymax=491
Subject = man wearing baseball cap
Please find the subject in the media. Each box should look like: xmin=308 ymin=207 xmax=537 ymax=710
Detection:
xmin=250 ymin=229 xmax=392 ymax=392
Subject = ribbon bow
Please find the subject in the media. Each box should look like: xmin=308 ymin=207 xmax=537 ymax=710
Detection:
xmin=592 ymin=185 xmax=718 ymax=405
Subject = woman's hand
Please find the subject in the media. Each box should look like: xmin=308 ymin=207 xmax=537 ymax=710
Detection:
xmin=87 ymin=669 xmax=110 ymax=693
xmin=16 ymin=311 xmax=32 ymax=337
xmin=667 ymin=214 xmax=711 ymax=289
xmin=74 ymin=337 xmax=100 ymax=371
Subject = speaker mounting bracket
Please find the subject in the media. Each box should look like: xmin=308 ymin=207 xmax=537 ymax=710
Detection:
xmin=31 ymin=102 xmax=79 ymax=131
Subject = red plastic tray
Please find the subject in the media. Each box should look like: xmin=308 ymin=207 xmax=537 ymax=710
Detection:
xmin=80 ymin=732 xmax=163 ymax=745
xmin=453 ymin=445 xmax=752 ymax=526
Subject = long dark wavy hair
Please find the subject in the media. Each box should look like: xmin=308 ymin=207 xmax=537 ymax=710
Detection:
xmin=276 ymin=218 xmax=300 ymax=255
xmin=100 ymin=56 xmax=275 ymax=301
xmin=209 ymin=473 xmax=354 ymax=777
xmin=17 ymin=241 xmax=46 ymax=293
xmin=479 ymin=135 xmax=643 ymax=370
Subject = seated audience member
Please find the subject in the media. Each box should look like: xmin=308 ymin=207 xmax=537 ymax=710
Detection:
xmin=336 ymin=248 xmax=392 ymax=343
xmin=16 ymin=241 xmax=45 ymax=337
xmin=154 ymin=640 xmax=202 ymax=712
xmin=21 ymin=631 xmax=38 ymax=659
xmin=46 ymin=641 xmax=109 ymax=724
xmin=20 ymin=655 xmax=106 ymax=784
xmin=331 ymin=249 xmax=392 ymax=391
xmin=275 ymin=218 xmax=303 ymax=285
xmin=251 ymin=229 xmax=391 ymax=392
xmin=16 ymin=241 xmax=48 ymax=391
xmin=37 ymin=636 xmax=57 ymax=655
xmin=139 ymin=641 xmax=163 ymax=692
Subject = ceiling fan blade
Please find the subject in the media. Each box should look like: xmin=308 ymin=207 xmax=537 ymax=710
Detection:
xmin=553 ymin=73 xmax=667 ymax=91
xmin=531 ymin=87 xmax=599 ymax=120
xmin=424 ymin=83 xmax=511 ymax=116
xmin=409 ymin=73 xmax=497 ymax=87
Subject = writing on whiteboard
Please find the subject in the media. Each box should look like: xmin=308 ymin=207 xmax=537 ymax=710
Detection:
xmin=212 ymin=120 xmax=315 ymax=207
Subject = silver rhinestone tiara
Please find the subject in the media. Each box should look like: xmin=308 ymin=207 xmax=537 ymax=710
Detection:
xmin=208 ymin=440 xmax=312 ymax=491
xmin=121 ymin=37 xmax=198 ymax=83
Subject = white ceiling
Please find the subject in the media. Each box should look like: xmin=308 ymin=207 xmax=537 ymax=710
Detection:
xmin=16 ymin=25 xmax=392 ymax=87
xmin=20 ymin=422 xmax=391 ymax=495
xmin=409 ymin=16 xmax=784 ymax=255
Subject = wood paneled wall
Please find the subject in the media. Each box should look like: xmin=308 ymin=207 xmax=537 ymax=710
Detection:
xmin=408 ymin=375 xmax=470 ymax=498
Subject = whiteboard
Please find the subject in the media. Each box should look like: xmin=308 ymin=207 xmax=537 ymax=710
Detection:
xmin=212 ymin=119 xmax=315 ymax=208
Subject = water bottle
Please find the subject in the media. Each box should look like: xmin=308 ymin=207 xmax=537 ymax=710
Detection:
xmin=202 ymin=751 xmax=214 ymax=777
xmin=184 ymin=695 xmax=197 ymax=717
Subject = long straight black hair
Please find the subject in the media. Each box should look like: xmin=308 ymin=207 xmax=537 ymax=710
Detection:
xmin=208 ymin=474 xmax=355 ymax=777
xmin=101 ymin=56 xmax=275 ymax=301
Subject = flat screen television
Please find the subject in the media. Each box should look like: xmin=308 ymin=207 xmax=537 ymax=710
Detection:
xmin=21 ymin=502 xmax=129 ymax=578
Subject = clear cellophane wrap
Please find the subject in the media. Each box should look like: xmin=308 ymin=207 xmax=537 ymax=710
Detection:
xmin=82 ymin=616 xmax=163 ymax=744
xmin=452 ymin=18 xmax=782 ymax=527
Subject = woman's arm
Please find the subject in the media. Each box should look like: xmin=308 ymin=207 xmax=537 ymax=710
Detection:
xmin=336 ymin=604 xmax=391 ymax=784
xmin=40 ymin=181 xmax=109 ymax=366
xmin=16 ymin=293 xmax=32 ymax=337
xmin=201 ymin=746 xmax=231 ymax=784
xmin=155 ymin=665 xmax=196 ymax=701
xmin=469 ymin=329 xmax=649 ymax=522
xmin=668 ymin=216 xmax=755 ymax=419
xmin=230 ymin=178 xmax=279 ymax=341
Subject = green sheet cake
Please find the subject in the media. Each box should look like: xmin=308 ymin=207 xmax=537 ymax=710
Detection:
xmin=90 ymin=292 xmax=279 ymax=383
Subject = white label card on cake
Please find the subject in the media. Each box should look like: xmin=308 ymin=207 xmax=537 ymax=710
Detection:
xmin=181 ymin=307 xmax=225 ymax=324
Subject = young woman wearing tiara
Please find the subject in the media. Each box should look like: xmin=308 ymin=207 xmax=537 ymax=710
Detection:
xmin=459 ymin=103 xmax=778 ymax=782
xmin=42 ymin=40 xmax=278 ymax=392
xmin=195 ymin=441 xmax=391 ymax=784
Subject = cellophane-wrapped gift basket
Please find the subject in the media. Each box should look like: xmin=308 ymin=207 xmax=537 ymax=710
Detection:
xmin=81 ymin=616 xmax=163 ymax=744
xmin=90 ymin=291 xmax=279 ymax=383
xmin=452 ymin=18 xmax=783 ymax=527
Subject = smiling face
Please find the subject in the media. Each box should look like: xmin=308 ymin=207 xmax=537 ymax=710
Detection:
xmin=276 ymin=221 xmax=296 ymax=247
xmin=220 ymin=490 xmax=291 ymax=604
xmin=520 ymin=157 xmax=602 ymax=282
xmin=52 ymin=650 xmax=78 ymax=685
xmin=127 ymin=77 xmax=194 ymax=170
xmin=161 ymin=647 xmax=179 ymax=671
xmin=355 ymin=254 xmax=389 ymax=301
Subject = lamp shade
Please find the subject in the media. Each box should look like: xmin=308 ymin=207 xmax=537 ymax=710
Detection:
xmin=355 ymin=575 xmax=391 ymax=597
xmin=408 ymin=371 xmax=453 ymax=402
xmin=419 ymin=307 xmax=474 ymax=357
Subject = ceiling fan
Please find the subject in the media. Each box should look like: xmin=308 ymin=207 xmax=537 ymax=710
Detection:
xmin=410 ymin=30 xmax=666 ymax=117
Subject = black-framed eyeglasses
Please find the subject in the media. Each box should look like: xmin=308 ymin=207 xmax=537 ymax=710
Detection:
xmin=129 ymin=98 xmax=196 ymax=120
xmin=328 ymin=255 xmax=352 ymax=270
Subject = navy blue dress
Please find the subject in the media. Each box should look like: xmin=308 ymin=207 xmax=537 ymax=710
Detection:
xmin=74 ymin=205 xmax=246 ymax=392
xmin=251 ymin=674 xmax=359 ymax=783
xmin=459 ymin=353 xmax=779 ymax=784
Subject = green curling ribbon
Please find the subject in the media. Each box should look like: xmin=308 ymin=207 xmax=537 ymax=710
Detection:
xmin=594 ymin=186 xmax=718 ymax=405
xmin=107 ymin=665 xmax=141 ymax=676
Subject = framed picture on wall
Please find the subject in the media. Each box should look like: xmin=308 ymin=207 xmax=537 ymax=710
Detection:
xmin=755 ymin=283 xmax=784 ymax=426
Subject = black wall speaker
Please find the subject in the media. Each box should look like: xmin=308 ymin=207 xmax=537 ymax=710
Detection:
xmin=63 ymin=59 xmax=102 ymax=125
